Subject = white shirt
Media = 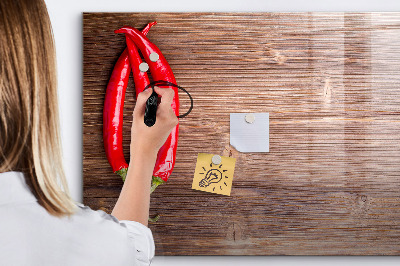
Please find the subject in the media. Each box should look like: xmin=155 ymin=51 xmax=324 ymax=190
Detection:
xmin=0 ymin=171 xmax=155 ymax=266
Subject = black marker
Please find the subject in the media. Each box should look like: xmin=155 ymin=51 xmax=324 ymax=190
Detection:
xmin=144 ymin=88 xmax=158 ymax=127
xmin=143 ymin=81 xmax=194 ymax=126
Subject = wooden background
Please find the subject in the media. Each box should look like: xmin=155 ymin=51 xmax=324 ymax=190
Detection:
xmin=83 ymin=13 xmax=400 ymax=255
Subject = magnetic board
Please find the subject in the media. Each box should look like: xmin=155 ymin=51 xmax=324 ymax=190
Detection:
xmin=83 ymin=13 xmax=400 ymax=255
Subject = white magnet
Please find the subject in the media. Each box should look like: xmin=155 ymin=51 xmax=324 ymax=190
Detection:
xmin=139 ymin=62 xmax=149 ymax=72
xmin=149 ymin=52 xmax=159 ymax=62
xmin=211 ymin=155 xmax=222 ymax=165
xmin=245 ymin=113 xmax=255 ymax=124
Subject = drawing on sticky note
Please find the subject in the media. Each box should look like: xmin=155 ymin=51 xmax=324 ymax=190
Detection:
xmin=192 ymin=153 xmax=236 ymax=196
xmin=198 ymin=165 xmax=229 ymax=190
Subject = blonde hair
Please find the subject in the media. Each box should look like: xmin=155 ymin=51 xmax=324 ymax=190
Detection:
xmin=0 ymin=0 xmax=76 ymax=216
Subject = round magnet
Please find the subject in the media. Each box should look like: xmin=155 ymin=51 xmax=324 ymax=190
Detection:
xmin=139 ymin=62 xmax=149 ymax=72
xmin=245 ymin=113 xmax=255 ymax=124
xmin=212 ymin=155 xmax=222 ymax=165
xmin=149 ymin=52 xmax=159 ymax=62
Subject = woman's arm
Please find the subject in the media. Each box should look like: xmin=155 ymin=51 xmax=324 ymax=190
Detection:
xmin=112 ymin=86 xmax=178 ymax=226
xmin=111 ymin=148 xmax=157 ymax=226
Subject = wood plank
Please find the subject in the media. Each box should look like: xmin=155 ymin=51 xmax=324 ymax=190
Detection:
xmin=83 ymin=12 xmax=400 ymax=255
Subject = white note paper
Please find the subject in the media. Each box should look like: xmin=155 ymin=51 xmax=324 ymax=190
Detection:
xmin=230 ymin=113 xmax=269 ymax=153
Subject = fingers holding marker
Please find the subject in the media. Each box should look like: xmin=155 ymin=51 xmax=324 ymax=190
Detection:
xmin=154 ymin=86 xmax=178 ymax=126
xmin=154 ymin=86 xmax=175 ymax=106
xmin=133 ymin=88 xmax=153 ymax=119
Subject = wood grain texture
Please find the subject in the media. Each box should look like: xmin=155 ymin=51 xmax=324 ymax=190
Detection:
xmin=83 ymin=13 xmax=400 ymax=255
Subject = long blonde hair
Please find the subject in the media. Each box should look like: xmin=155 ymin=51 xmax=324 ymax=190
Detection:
xmin=0 ymin=0 xmax=76 ymax=216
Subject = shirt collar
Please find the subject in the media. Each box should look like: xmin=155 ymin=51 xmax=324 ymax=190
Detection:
xmin=0 ymin=171 xmax=38 ymax=205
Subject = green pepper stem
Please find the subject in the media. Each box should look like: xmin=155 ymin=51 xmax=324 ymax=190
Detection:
xmin=148 ymin=214 xmax=160 ymax=223
xmin=149 ymin=176 xmax=164 ymax=222
xmin=151 ymin=175 xmax=165 ymax=194
xmin=116 ymin=168 xmax=128 ymax=182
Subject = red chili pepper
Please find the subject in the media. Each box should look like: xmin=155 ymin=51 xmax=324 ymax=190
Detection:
xmin=103 ymin=23 xmax=155 ymax=181
xmin=125 ymin=21 xmax=157 ymax=98
xmin=115 ymin=26 xmax=180 ymax=191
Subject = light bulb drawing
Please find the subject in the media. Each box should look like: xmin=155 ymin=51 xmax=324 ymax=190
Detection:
xmin=198 ymin=162 xmax=229 ymax=191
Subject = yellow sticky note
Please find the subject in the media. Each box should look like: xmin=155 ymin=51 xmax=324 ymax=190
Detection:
xmin=192 ymin=153 xmax=236 ymax=196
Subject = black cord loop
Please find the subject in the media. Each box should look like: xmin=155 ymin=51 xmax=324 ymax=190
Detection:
xmin=143 ymin=80 xmax=193 ymax=118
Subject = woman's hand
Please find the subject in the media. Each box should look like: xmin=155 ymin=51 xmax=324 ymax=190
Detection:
xmin=112 ymin=86 xmax=178 ymax=225
xmin=130 ymin=86 xmax=179 ymax=160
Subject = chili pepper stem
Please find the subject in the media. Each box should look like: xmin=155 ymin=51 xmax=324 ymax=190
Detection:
xmin=117 ymin=169 xmax=164 ymax=194
xmin=148 ymin=214 xmax=160 ymax=223
xmin=116 ymin=168 xmax=128 ymax=182
xmin=151 ymin=176 xmax=165 ymax=193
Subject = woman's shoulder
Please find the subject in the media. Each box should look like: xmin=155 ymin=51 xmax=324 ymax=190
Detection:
xmin=73 ymin=202 xmax=153 ymax=238
xmin=74 ymin=202 xmax=120 ymax=224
